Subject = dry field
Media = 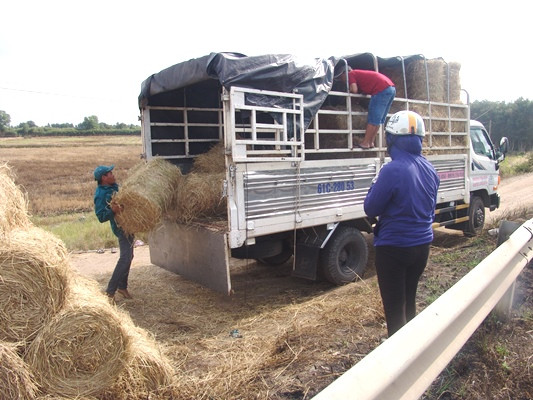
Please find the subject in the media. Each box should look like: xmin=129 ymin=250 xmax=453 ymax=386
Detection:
xmin=1 ymin=136 xmax=532 ymax=399
xmin=0 ymin=135 xmax=143 ymax=215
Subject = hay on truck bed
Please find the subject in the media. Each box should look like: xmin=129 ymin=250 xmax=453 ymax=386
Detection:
xmin=0 ymin=226 xmax=71 ymax=345
xmin=111 ymin=158 xmax=183 ymax=235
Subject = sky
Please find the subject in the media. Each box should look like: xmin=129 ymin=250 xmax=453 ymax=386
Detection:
xmin=0 ymin=0 xmax=531 ymax=127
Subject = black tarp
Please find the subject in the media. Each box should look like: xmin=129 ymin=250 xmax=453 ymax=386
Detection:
xmin=139 ymin=52 xmax=427 ymax=130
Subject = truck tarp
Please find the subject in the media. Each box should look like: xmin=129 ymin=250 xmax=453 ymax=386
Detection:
xmin=138 ymin=52 xmax=425 ymax=130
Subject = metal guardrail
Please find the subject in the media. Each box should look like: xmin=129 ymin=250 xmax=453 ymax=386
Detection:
xmin=312 ymin=218 xmax=533 ymax=400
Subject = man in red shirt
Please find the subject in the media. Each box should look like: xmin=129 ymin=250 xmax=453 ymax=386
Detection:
xmin=339 ymin=67 xmax=396 ymax=149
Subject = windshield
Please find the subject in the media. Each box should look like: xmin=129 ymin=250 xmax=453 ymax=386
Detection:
xmin=470 ymin=127 xmax=495 ymax=159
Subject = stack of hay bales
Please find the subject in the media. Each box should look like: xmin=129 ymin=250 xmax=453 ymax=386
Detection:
xmin=0 ymin=164 xmax=177 ymax=399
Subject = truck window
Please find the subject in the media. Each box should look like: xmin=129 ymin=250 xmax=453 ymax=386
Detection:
xmin=470 ymin=127 xmax=495 ymax=159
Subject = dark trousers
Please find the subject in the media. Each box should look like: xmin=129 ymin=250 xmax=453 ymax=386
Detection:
xmin=375 ymin=243 xmax=430 ymax=337
xmin=106 ymin=233 xmax=134 ymax=295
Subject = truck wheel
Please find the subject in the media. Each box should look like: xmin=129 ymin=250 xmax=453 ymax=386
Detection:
xmin=319 ymin=226 xmax=368 ymax=285
xmin=464 ymin=196 xmax=485 ymax=237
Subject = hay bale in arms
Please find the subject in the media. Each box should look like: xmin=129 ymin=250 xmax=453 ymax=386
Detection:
xmin=112 ymin=158 xmax=183 ymax=235
xmin=0 ymin=162 xmax=31 ymax=235
xmin=24 ymin=279 xmax=131 ymax=398
xmin=100 ymin=325 xmax=176 ymax=400
xmin=0 ymin=341 xmax=38 ymax=400
xmin=0 ymin=227 xmax=70 ymax=344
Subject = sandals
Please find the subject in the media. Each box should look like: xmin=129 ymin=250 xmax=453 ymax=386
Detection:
xmin=355 ymin=143 xmax=374 ymax=150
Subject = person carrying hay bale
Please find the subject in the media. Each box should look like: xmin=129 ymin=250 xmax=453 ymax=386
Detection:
xmin=336 ymin=66 xmax=396 ymax=149
xmin=93 ymin=165 xmax=134 ymax=301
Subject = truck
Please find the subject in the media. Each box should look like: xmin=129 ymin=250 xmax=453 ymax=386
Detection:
xmin=138 ymin=52 xmax=508 ymax=294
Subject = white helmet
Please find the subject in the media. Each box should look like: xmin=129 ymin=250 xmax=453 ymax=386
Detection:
xmin=385 ymin=110 xmax=426 ymax=137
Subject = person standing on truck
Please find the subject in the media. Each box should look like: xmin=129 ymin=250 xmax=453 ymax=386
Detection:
xmin=93 ymin=165 xmax=134 ymax=301
xmin=363 ymin=111 xmax=439 ymax=337
xmin=337 ymin=67 xmax=396 ymax=149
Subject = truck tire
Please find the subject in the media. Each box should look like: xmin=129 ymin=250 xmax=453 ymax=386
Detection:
xmin=463 ymin=196 xmax=485 ymax=237
xmin=319 ymin=226 xmax=368 ymax=285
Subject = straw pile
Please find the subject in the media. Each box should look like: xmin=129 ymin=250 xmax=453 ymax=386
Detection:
xmin=24 ymin=280 xmax=131 ymax=398
xmin=0 ymin=341 xmax=38 ymax=400
xmin=406 ymin=58 xmax=447 ymax=102
xmin=0 ymin=162 xmax=31 ymax=234
xmin=111 ymin=158 xmax=183 ymax=235
xmin=0 ymin=226 xmax=70 ymax=344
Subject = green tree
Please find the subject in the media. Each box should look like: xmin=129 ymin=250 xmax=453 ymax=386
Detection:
xmin=0 ymin=110 xmax=11 ymax=132
xmin=77 ymin=115 xmax=99 ymax=130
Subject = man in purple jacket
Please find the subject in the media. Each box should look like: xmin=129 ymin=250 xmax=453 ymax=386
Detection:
xmin=364 ymin=111 xmax=440 ymax=337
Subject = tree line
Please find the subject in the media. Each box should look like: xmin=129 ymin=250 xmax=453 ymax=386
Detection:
xmin=471 ymin=98 xmax=533 ymax=152
xmin=0 ymin=112 xmax=140 ymax=137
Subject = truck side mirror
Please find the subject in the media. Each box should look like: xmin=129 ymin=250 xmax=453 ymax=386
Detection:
xmin=496 ymin=137 xmax=509 ymax=162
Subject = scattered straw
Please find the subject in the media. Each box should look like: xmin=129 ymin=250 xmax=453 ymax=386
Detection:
xmin=0 ymin=162 xmax=31 ymax=235
xmin=112 ymin=158 xmax=183 ymax=235
xmin=0 ymin=226 xmax=70 ymax=344
xmin=0 ymin=341 xmax=38 ymax=400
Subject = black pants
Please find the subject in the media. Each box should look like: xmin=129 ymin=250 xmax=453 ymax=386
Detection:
xmin=375 ymin=243 xmax=430 ymax=337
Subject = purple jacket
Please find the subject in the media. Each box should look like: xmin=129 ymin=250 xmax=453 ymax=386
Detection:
xmin=364 ymin=135 xmax=440 ymax=247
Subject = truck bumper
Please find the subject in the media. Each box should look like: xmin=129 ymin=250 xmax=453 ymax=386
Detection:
xmin=489 ymin=193 xmax=500 ymax=211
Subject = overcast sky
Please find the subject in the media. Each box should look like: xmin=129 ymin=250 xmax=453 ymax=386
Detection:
xmin=1 ymin=0 xmax=530 ymax=127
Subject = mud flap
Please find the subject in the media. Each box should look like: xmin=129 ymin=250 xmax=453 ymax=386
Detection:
xmin=148 ymin=220 xmax=231 ymax=295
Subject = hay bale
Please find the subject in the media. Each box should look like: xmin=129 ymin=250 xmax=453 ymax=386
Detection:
xmin=406 ymin=58 xmax=446 ymax=102
xmin=0 ymin=341 xmax=38 ymax=400
xmin=0 ymin=162 xmax=31 ymax=235
xmin=172 ymin=172 xmax=226 ymax=223
xmin=100 ymin=326 xmax=176 ymax=400
xmin=24 ymin=281 xmax=131 ymax=398
xmin=380 ymin=65 xmax=406 ymax=98
xmin=192 ymin=142 xmax=226 ymax=174
xmin=0 ymin=227 xmax=70 ymax=344
xmin=448 ymin=61 xmax=462 ymax=103
xmin=112 ymin=158 xmax=183 ymax=235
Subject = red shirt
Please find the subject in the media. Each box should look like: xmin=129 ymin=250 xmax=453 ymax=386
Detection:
xmin=348 ymin=69 xmax=394 ymax=95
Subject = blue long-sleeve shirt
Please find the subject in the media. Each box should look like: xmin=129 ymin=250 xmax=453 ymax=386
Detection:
xmin=94 ymin=183 xmax=122 ymax=237
xmin=364 ymin=135 xmax=440 ymax=247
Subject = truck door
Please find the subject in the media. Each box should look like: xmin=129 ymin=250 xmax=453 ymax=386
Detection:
xmin=469 ymin=123 xmax=499 ymax=195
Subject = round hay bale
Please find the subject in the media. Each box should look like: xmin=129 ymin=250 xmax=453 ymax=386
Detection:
xmin=192 ymin=142 xmax=226 ymax=174
xmin=0 ymin=341 xmax=38 ymax=400
xmin=172 ymin=172 xmax=226 ymax=223
xmin=112 ymin=159 xmax=183 ymax=235
xmin=0 ymin=227 xmax=70 ymax=344
xmin=100 ymin=326 xmax=176 ymax=400
xmin=24 ymin=295 xmax=131 ymax=398
xmin=0 ymin=162 xmax=31 ymax=235
xmin=380 ymin=65 xmax=406 ymax=98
